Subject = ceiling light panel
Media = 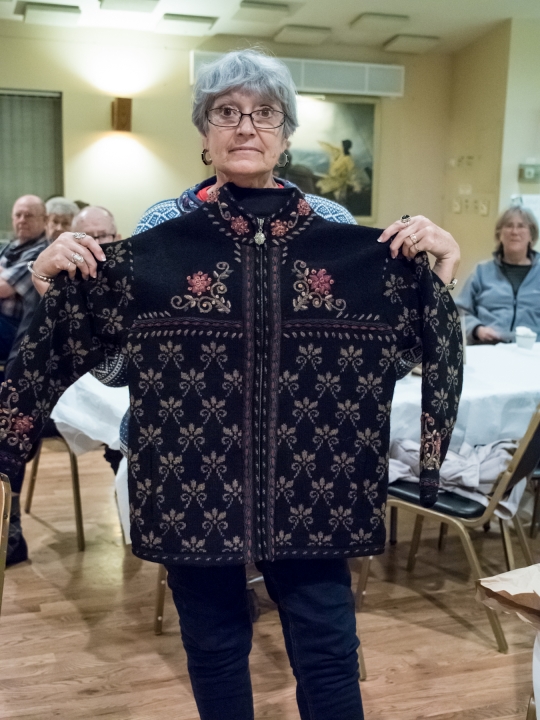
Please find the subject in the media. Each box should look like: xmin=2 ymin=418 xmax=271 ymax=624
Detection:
xmin=274 ymin=24 xmax=330 ymax=45
xmin=101 ymin=0 xmax=159 ymax=10
xmin=24 ymin=3 xmax=81 ymax=26
xmin=384 ymin=34 xmax=440 ymax=54
xmin=350 ymin=13 xmax=409 ymax=34
xmin=156 ymin=13 xmax=217 ymax=35
xmin=234 ymin=1 xmax=290 ymax=23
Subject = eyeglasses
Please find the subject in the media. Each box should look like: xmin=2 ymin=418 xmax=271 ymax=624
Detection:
xmin=13 ymin=212 xmax=44 ymax=221
xmin=502 ymin=223 xmax=529 ymax=231
xmin=207 ymin=106 xmax=286 ymax=129
xmin=91 ymin=233 xmax=116 ymax=243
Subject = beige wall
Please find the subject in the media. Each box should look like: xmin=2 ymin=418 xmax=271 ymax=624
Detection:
xmin=500 ymin=19 xmax=540 ymax=210
xmin=0 ymin=19 xmax=451 ymax=237
xmin=442 ymin=21 xmax=511 ymax=282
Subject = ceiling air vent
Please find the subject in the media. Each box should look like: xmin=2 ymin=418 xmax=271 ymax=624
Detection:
xmin=190 ymin=51 xmax=404 ymax=98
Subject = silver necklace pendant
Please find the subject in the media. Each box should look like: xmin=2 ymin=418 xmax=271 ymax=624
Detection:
xmin=254 ymin=218 xmax=265 ymax=245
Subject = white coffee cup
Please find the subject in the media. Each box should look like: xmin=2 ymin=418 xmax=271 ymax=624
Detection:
xmin=515 ymin=325 xmax=537 ymax=349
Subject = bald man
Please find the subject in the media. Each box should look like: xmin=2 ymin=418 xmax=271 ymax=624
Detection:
xmin=72 ymin=205 xmax=120 ymax=244
xmin=0 ymin=195 xmax=48 ymax=359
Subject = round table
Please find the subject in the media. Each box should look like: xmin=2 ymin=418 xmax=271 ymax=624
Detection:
xmin=391 ymin=343 xmax=540 ymax=451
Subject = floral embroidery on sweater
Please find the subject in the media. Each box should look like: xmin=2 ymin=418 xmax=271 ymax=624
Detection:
xmin=292 ymin=260 xmax=346 ymax=316
xmin=171 ymin=262 xmax=233 ymax=314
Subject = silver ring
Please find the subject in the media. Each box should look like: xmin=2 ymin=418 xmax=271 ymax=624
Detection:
xmin=410 ymin=233 xmax=418 ymax=244
xmin=73 ymin=232 xmax=87 ymax=240
xmin=400 ymin=214 xmax=411 ymax=225
xmin=71 ymin=252 xmax=84 ymax=264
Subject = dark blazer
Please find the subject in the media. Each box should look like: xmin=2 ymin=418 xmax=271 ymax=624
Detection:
xmin=0 ymin=185 xmax=462 ymax=565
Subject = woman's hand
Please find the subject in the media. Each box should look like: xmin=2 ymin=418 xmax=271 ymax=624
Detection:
xmin=474 ymin=326 xmax=502 ymax=344
xmin=377 ymin=215 xmax=460 ymax=285
xmin=32 ymin=232 xmax=106 ymax=295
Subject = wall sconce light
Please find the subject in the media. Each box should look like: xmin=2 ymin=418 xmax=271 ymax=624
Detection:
xmin=111 ymin=97 xmax=132 ymax=131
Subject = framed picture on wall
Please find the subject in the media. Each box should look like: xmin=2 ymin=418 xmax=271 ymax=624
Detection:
xmin=276 ymin=95 xmax=379 ymax=223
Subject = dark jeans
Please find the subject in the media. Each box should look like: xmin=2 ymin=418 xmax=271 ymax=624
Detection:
xmin=165 ymin=558 xmax=363 ymax=720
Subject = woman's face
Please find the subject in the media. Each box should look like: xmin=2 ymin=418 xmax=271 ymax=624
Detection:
xmin=499 ymin=213 xmax=532 ymax=257
xmin=202 ymin=89 xmax=288 ymax=185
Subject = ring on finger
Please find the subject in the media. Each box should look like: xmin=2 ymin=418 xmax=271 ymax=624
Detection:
xmin=71 ymin=252 xmax=84 ymax=264
xmin=410 ymin=233 xmax=419 ymax=244
xmin=73 ymin=232 xmax=87 ymax=240
xmin=400 ymin=214 xmax=412 ymax=225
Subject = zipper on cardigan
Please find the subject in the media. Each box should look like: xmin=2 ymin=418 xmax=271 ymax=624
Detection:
xmin=255 ymin=217 xmax=268 ymax=559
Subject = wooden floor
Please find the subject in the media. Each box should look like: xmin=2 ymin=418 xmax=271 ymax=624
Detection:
xmin=0 ymin=447 xmax=538 ymax=719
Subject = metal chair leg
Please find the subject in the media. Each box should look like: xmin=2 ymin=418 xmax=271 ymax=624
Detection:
xmin=526 ymin=692 xmax=536 ymax=720
xmin=390 ymin=506 xmax=398 ymax=545
xmin=355 ymin=556 xmax=372 ymax=611
xmin=531 ymin=478 xmax=540 ymax=539
xmin=358 ymin=640 xmax=367 ymax=681
xmin=24 ymin=441 xmax=42 ymax=514
xmin=0 ymin=479 xmax=12 ymax=617
xmin=513 ymin=514 xmax=534 ymax=566
xmin=453 ymin=521 xmax=508 ymax=653
xmin=499 ymin=518 xmax=516 ymax=572
xmin=154 ymin=564 xmax=167 ymax=635
xmin=406 ymin=515 xmax=423 ymax=572
xmin=68 ymin=449 xmax=85 ymax=552
xmin=438 ymin=522 xmax=449 ymax=551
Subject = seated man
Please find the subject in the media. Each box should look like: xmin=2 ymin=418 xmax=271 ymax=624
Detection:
xmin=71 ymin=205 xmax=120 ymax=244
xmin=0 ymin=195 xmax=48 ymax=360
xmin=44 ymin=197 xmax=79 ymax=242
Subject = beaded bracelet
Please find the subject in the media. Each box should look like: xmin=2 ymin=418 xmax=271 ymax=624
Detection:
xmin=27 ymin=261 xmax=54 ymax=283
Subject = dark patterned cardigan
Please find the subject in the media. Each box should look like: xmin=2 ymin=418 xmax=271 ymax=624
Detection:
xmin=0 ymin=184 xmax=462 ymax=565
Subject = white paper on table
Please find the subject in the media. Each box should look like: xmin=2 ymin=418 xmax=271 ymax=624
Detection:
xmin=51 ymin=373 xmax=129 ymax=455
xmin=115 ymin=457 xmax=131 ymax=545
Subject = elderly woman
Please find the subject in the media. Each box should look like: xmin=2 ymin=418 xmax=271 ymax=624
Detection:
xmin=457 ymin=206 xmax=540 ymax=344
xmin=11 ymin=50 xmax=462 ymax=720
xmin=44 ymin=196 xmax=79 ymax=242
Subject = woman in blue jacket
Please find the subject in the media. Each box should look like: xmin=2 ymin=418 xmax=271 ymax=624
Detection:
xmin=457 ymin=207 xmax=540 ymax=344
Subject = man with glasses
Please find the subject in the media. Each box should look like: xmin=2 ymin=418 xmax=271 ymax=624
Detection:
xmin=71 ymin=205 xmax=120 ymax=246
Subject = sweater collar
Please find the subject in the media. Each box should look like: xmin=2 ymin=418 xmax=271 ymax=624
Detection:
xmin=176 ymin=175 xmax=298 ymax=215
xmin=199 ymin=181 xmax=315 ymax=247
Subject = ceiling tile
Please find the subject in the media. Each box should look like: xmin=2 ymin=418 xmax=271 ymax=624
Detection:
xmin=101 ymin=0 xmax=158 ymax=11
xmin=233 ymin=1 xmax=290 ymax=23
xmin=24 ymin=2 xmax=81 ymax=25
xmin=350 ymin=12 xmax=409 ymax=34
xmin=156 ymin=12 xmax=216 ymax=35
xmin=384 ymin=34 xmax=440 ymax=54
xmin=274 ymin=23 xmax=330 ymax=45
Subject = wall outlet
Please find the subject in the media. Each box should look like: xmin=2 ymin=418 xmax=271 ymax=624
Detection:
xmin=518 ymin=164 xmax=540 ymax=183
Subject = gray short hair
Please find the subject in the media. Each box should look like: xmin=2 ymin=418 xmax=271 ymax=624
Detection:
xmin=46 ymin=196 xmax=79 ymax=217
xmin=192 ymin=49 xmax=299 ymax=138
xmin=495 ymin=206 xmax=539 ymax=255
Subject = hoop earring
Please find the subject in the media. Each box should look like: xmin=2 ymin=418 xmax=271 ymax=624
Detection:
xmin=201 ymin=149 xmax=212 ymax=166
xmin=276 ymin=151 xmax=289 ymax=168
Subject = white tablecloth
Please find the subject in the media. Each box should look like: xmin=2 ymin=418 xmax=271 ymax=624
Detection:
xmin=50 ymin=343 xmax=540 ymax=543
xmin=51 ymin=374 xmax=129 ymax=455
xmin=391 ymin=343 xmax=540 ymax=451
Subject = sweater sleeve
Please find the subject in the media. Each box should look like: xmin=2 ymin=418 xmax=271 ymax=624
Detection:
xmin=414 ymin=253 xmax=463 ymax=506
xmin=386 ymin=252 xmax=463 ymax=507
xmin=0 ymin=240 xmax=133 ymax=481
